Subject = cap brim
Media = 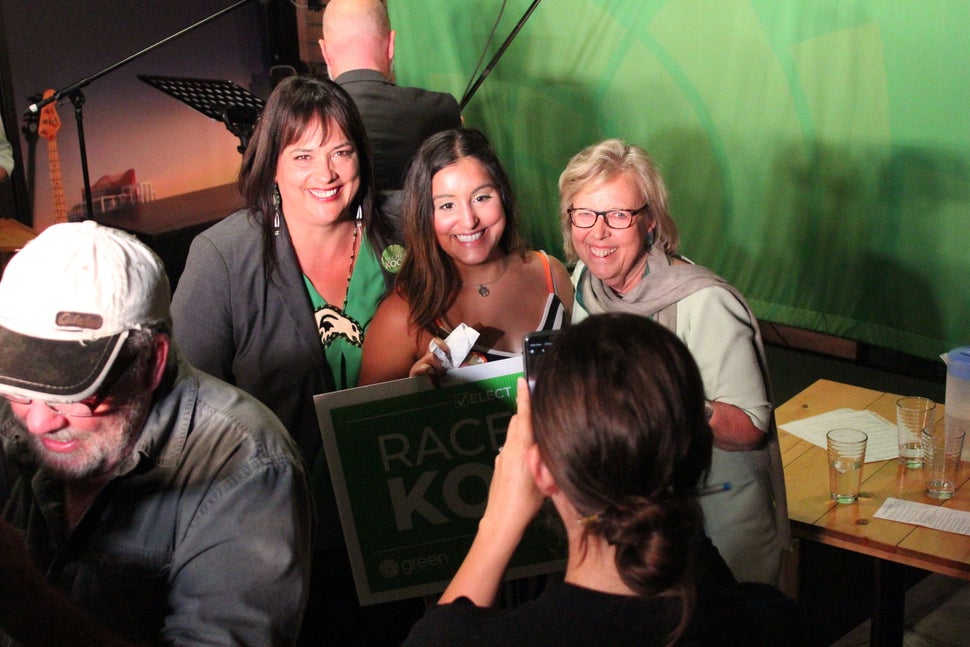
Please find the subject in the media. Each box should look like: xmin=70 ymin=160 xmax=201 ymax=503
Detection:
xmin=0 ymin=326 xmax=126 ymax=402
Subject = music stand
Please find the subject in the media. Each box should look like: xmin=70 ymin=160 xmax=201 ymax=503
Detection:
xmin=138 ymin=75 xmax=264 ymax=154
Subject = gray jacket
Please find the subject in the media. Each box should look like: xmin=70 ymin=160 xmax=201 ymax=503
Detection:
xmin=171 ymin=209 xmax=398 ymax=548
xmin=335 ymin=69 xmax=461 ymax=192
xmin=171 ymin=210 xmax=335 ymax=467
xmin=0 ymin=349 xmax=312 ymax=646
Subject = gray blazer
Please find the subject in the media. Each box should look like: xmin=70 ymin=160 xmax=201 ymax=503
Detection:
xmin=172 ymin=208 xmax=399 ymax=547
xmin=172 ymin=209 xmax=332 ymax=466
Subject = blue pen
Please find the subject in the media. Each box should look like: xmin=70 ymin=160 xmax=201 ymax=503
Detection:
xmin=695 ymin=482 xmax=732 ymax=496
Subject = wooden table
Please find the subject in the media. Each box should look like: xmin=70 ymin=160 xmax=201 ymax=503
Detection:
xmin=0 ymin=218 xmax=37 ymax=274
xmin=94 ymin=183 xmax=241 ymax=289
xmin=776 ymin=379 xmax=970 ymax=646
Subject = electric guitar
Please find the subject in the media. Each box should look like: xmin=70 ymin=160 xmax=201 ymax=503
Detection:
xmin=38 ymin=90 xmax=68 ymax=223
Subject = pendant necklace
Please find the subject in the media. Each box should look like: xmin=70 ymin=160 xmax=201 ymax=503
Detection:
xmin=315 ymin=210 xmax=364 ymax=349
xmin=339 ymin=218 xmax=360 ymax=309
xmin=467 ymin=256 xmax=510 ymax=297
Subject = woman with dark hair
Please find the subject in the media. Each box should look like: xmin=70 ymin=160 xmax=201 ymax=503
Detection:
xmin=171 ymin=75 xmax=419 ymax=645
xmin=173 ymin=75 xmax=400 ymax=459
xmin=403 ymin=314 xmax=797 ymax=646
xmin=359 ymin=128 xmax=572 ymax=384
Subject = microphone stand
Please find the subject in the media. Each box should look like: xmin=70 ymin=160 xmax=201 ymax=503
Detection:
xmin=22 ymin=0 xmax=258 ymax=221
xmin=459 ymin=0 xmax=543 ymax=111
xmin=69 ymin=91 xmax=93 ymax=222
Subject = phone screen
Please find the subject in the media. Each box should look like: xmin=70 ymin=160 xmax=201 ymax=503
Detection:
xmin=523 ymin=329 xmax=559 ymax=392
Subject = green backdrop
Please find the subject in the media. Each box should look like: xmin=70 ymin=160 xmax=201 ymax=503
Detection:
xmin=390 ymin=0 xmax=969 ymax=361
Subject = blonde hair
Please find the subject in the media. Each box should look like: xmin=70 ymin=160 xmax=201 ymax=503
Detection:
xmin=558 ymin=139 xmax=679 ymax=262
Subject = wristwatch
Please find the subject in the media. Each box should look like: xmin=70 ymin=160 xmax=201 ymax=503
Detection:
xmin=704 ymin=398 xmax=715 ymax=421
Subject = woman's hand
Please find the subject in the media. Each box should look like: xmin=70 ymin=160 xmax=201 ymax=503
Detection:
xmin=481 ymin=378 xmax=544 ymax=535
xmin=437 ymin=378 xmax=544 ymax=606
xmin=407 ymin=337 xmax=449 ymax=385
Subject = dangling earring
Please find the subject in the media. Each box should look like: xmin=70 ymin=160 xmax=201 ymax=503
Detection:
xmin=273 ymin=184 xmax=282 ymax=237
xmin=356 ymin=204 xmax=363 ymax=224
xmin=645 ymin=229 xmax=655 ymax=250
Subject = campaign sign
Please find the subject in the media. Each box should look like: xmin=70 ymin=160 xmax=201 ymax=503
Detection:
xmin=314 ymin=358 xmax=566 ymax=605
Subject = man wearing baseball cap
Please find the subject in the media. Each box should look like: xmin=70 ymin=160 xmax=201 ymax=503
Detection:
xmin=0 ymin=222 xmax=312 ymax=645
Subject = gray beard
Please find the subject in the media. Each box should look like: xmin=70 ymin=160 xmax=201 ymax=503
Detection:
xmin=25 ymin=397 xmax=150 ymax=483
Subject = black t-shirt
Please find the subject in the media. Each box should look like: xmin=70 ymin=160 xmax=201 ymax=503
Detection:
xmin=403 ymin=579 xmax=798 ymax=647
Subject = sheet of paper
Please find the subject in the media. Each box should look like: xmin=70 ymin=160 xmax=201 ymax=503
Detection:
xmin=874 ymin=498 xmax=970 ymax=536
xmin=778 ymin=408 xmax=898 ymax=462
xmin=431 ymin=323 xmax=480 ymax=369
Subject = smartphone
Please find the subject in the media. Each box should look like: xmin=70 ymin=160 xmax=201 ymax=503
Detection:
xmin=522 ymin=329 xmax=560 ymax=392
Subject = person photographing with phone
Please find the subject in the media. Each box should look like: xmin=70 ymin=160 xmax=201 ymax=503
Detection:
xmin=523 ymin=329 xmax=558 ymax=393
xmin=402 ymin=313 xmax=797 ymax=646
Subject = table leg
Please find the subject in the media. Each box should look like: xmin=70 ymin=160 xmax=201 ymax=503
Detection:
xmin=870 ymin=559 xmax=905 ymax=647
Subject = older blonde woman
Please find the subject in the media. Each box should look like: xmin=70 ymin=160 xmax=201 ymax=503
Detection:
xmin=558 ymin=139 xmax=789 ymax=585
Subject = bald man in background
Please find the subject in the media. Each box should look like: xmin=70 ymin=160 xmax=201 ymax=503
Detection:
xmin=314 ymin=8 xmax=457 ymax=642
xmin=320 ymin=0 xmax=461 ymax=196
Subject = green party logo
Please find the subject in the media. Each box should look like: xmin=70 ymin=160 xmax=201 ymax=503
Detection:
xmin=381 ymin=244 xmax=405 ymax=273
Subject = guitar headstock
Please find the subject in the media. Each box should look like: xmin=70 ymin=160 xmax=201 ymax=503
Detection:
xmin=38 ymin=89 xmax=61 ymax=141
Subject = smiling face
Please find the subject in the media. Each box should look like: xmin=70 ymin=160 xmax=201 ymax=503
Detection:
xmin=431 ymin=156 xmax=507 ymax=269
xmin=275 ymin=117 xmax=360 ymax=229
xmin=570 ymin=172 xmax=655 ymax=294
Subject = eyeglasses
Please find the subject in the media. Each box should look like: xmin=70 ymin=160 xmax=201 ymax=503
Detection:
xmin=567 ymin=204 xmax=648 ymax=229
xmin=1 ymin=353 xmax=139 ymax=417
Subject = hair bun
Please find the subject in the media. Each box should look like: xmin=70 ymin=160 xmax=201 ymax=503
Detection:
xmin=599 ymin=496 xmax=701 ymax=597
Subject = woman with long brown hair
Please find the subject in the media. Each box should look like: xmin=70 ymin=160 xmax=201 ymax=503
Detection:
xmin=171 ymin=75 xmax=421 ymax=645
xmin=359 ymin=128 xmax=572 ymax=384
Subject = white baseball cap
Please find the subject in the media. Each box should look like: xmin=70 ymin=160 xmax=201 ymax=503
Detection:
xmin=0 ymin=221 xmax=170 ymax=402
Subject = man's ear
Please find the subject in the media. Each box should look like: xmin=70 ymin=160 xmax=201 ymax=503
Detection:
xmin=527 ymin=444 xmax=558 ymax=496
xmin=387 ymin=29 xmax=396 ymax=65
xmin=147 ymin=333 xmax=170 ymax=391
xmin=319 ymin=39 xmax=332 ymax=70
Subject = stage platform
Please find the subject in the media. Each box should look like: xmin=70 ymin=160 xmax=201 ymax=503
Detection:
xmin=95 ymin=182 xmax=243 ymax=288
